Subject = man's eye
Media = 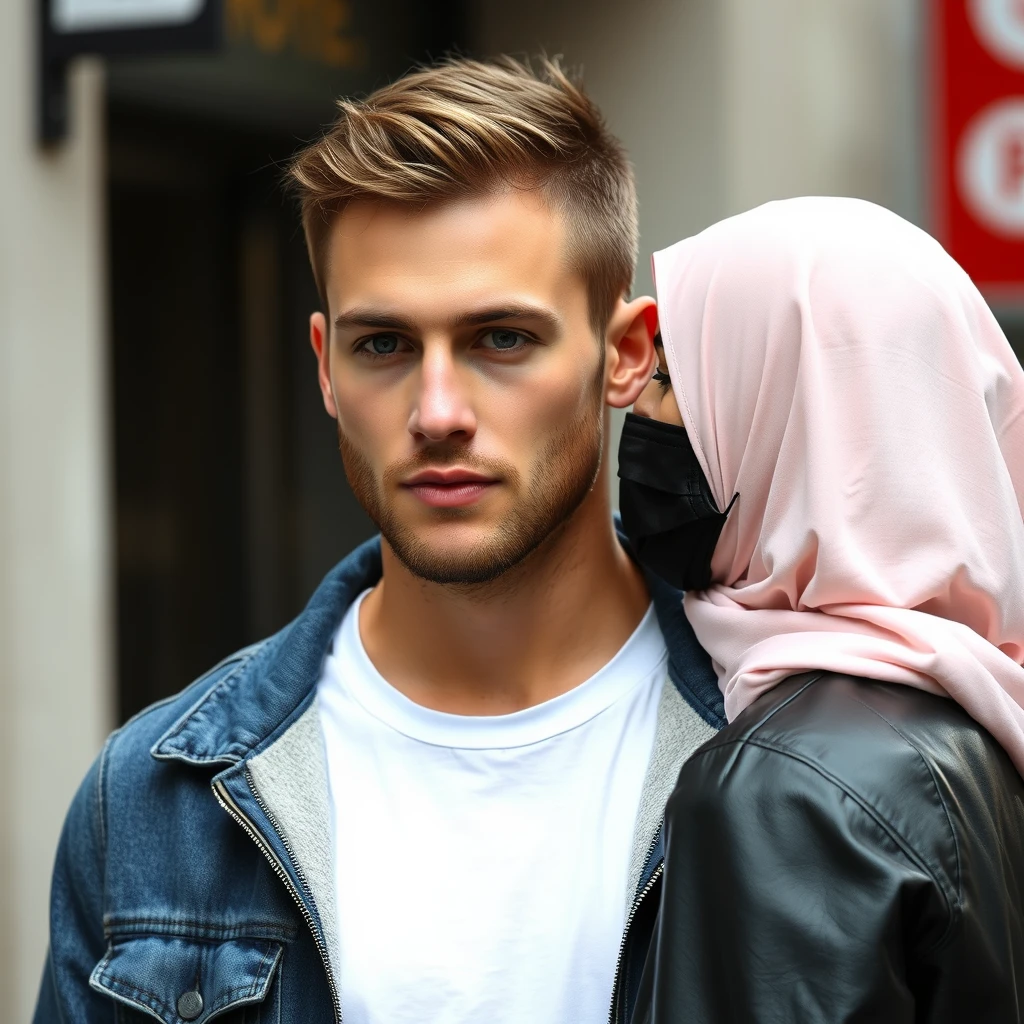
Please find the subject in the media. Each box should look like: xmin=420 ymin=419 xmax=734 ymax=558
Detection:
xmin=359 ymin=334 xmax=403 ymax=356
xmin=479 ymin=329 xmax=529 ymax=352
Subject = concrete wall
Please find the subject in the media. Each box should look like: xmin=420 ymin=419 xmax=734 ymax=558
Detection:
xmin=475 ymin=0 xmax=920 ymax=498
xmin=0 ymin=6 xmax=112 ymax=1013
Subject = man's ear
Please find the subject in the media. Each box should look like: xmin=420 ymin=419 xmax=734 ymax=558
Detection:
xmin=604 ymin=296 xmax=658 ymax=409
xmin=310 ymin=311 xmax=338 ymax=419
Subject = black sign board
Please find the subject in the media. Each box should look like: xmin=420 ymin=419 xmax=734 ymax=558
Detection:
xmin=40 ymin=0 xmax=223 ymax=143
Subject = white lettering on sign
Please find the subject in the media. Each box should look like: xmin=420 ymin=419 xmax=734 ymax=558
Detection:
xmin=970 ymin=0 xmax=1024 ymax=69
xmin=958 ymin=98 xmax=1024 ymax=237
xmin=52 ymin=0 xmax=203 ymax=33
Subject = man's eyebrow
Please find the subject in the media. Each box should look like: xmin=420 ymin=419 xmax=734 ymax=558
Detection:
xmin=453 ymin=305 xmax=563 ymax=333
xmin=333 ymin=308 xmax=418 ymax=332
xmin=333 ymin=304 xmax=563 ymax=334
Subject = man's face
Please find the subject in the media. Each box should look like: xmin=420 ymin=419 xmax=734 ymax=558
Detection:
xmin=313 ymin=191 xmax=608 ymax=585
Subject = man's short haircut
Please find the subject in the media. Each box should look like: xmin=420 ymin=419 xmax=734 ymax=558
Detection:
xmin=289 ymin=56 xmax=638 ymax=333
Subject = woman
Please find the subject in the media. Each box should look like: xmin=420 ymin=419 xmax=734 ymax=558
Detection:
xmin=618 ymin=197 xmax=1024 ymax=1023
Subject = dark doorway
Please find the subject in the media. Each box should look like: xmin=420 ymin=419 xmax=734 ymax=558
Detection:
xmin=108 ymin=104 xmax=375 ymax=723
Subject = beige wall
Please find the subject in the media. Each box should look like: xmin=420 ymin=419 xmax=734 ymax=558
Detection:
xmin=476 ymin=0 xmax=920 ymax=497
xmin=722 ymin=0 xmax=920 ymax=224
xmin=0 ymin=8 xmax=112 ymax=1013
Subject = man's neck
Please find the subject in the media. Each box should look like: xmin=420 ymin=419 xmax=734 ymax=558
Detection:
xmin=358 ymin=486 xmax=651 ymax=716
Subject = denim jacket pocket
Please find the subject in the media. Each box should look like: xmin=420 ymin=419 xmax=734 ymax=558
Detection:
xmin=89 ymin=934 xmax=283 ymax=1023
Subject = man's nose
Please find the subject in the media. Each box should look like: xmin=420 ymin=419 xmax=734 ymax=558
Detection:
xmin=407 ymin=345 xmax=477 ymax=442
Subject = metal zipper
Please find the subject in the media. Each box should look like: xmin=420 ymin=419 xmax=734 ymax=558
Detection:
xmin=607 ymin=826 xmax=664 ymax=1024
xmin=213 ymin=776 xmax=343 ymax=1024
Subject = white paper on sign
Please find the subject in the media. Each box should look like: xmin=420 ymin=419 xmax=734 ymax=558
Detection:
xmin=52 ymin=0 xmax=204 ymax=33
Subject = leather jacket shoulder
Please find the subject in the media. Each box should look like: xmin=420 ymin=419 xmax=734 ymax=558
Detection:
xmin=640 ymin=671 xmax=1024 ymax=1024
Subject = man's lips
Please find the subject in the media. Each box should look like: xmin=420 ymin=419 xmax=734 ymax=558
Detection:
xmin=401 ymin=468 xmax=500 ymax=508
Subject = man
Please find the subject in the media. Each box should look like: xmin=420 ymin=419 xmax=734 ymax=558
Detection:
xmin=35 ymin=57 xmax=724 ymax=1024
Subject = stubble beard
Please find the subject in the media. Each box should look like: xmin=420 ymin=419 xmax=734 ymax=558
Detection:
xmin=337 ymin=368 xmax=606 ymax=587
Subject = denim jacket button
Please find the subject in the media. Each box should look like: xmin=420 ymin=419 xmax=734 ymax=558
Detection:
xmin=177 ymin=989 xmax=204 ymax=1020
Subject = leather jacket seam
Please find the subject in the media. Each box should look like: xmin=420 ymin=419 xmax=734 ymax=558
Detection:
xmin=692 ymin=736 xmax=958 ymax=952
xmin=695 ymin=672 xmax=824 ymax=755
xmin=848 ymin=695 xmax=963 ymax=904
xmin=745 ymin=671 xmax=824 ymax=736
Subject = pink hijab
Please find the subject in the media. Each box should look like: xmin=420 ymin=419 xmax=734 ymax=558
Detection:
xmin=654 ymin=197 xmax=1024 ymax=773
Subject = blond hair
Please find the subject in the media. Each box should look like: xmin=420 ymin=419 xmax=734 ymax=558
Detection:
xmin=289 ymin=56 xmax=638 ymax=332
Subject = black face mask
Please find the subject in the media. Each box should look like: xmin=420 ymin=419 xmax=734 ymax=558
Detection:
xmin=617 ymin=412 xmax=736 ymax=591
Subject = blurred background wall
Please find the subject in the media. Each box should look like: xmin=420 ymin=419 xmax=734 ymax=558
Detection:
xmin=1 ymin=1 xmax=111 ymax=1009
xmin=3 ymin=0 xmax=1022 ymax=1015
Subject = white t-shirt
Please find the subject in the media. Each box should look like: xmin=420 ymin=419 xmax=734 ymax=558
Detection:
xmin=316 ymin=591 xmax=667 ymax=1024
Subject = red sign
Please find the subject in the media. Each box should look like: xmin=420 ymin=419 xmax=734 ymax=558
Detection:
xmin=933 ymin=0 xmax=1024 ymax=298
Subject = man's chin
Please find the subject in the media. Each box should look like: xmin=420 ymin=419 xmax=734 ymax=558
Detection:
xmin=382 ymin=523 xmax=526 ymax=586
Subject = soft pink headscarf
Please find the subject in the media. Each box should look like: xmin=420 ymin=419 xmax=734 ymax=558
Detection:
xmin=654 ymin=197 xmax=1024 ymax=773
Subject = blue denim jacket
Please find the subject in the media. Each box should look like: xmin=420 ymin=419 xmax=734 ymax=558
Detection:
xmin=34 ymin=534 xmax=724 ymax=1024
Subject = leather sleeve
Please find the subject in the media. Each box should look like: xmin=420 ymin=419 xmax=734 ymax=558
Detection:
xmin=33 ymin=741 xmax=115 ymax=1023
xmin=651 ymin=738 xmax=951 ymax=1024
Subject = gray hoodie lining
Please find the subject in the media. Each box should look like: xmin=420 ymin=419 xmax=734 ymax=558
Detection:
xmin=248 ymin=699 xmax=342 ymax=996
xmin=626 ymin=676 xmax=718 ymax=905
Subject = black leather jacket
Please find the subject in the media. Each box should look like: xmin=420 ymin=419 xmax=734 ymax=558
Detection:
xmin=635 ymin=671 xmax=1024 ymax=1023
